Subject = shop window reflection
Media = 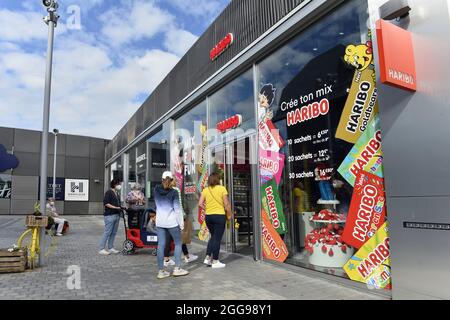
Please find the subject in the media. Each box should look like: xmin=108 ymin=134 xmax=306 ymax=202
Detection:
xmin=174 ymin=101 xmax=207 ymax=230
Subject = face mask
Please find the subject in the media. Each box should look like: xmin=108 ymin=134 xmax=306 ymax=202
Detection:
xmin=115 ymin=185 xmax=122 ymax=191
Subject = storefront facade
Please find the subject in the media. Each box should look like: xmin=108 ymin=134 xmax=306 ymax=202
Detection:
xmin=105 ymin=0 xmax=450 ymax=299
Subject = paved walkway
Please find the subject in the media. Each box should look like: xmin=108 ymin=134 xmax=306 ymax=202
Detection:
xmin=0 ymin=216 xmax=388 ymax=300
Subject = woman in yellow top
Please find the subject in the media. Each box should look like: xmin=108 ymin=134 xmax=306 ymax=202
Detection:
xmin=198 ymin=173 xmax=231 ymax=269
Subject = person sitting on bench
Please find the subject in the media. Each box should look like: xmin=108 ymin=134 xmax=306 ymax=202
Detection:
xmin=46 ymin=198 xmax=68 ymax=237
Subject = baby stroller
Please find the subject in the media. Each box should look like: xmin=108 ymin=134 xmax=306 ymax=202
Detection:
xmin=121 ymin=207 xmax=174 ymax=255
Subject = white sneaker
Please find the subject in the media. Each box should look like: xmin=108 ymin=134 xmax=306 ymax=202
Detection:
xmin=109 ymin=248 xmax=120 ymax=254
xmin=172 ymin=267 xmax=189 ymax=277
xmin=184 ymin=254 xmax=199 ymax=264
xmin=56 ymin=233 xmax=63 ymax=237
xmin=157 ymin=270 xmax=171 ymax=279
xmin=99 ymin=249 xmax=110 ymax=256
xmin=203 ymin=257 xmax=212 ymax=266
xmin=164 ymin=259 xmax=176 ymax=267
xmin=211 ymin=261 xmax=226 ymax=269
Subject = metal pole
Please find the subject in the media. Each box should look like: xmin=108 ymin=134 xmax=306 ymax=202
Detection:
xmin=52 ymin=133 xmax=57 ymax=199
xmin=38 ymin=12 xmax=57 ymax=267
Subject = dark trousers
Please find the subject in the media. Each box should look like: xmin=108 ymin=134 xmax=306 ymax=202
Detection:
xmin=165 ymin=232 xmax=188 ymax=256
xmin=205 ymin=215 xmax=226 ymax=260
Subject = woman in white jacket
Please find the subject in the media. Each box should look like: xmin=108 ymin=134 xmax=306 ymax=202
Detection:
xmin=154 ymin=171 xmax=189 ymax=279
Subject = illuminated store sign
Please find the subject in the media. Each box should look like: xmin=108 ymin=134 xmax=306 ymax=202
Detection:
xmin=376 ymin=19 xmax=417 ymax=91
xmin=210 ymin=33 xmax=234 ymax=61
xmin=216 ymin=114 xmax=242 ymax=133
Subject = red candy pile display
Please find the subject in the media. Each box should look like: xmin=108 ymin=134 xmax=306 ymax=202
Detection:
xmin=305 ymin=210 xmax=351 ymax=257
xmin=310 ymin=209 xmax=346 ymax=222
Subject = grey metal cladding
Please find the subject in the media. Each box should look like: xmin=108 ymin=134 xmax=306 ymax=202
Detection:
xmin=155 ymin=77 xmax=171 ymax=121
xmin=106 ymin=0 xmax=306 ymax=161
xmin=65 ymin=156 xmax=90 ymax=179
xmin=11 ymin=199 xmax=37 ymax=215
xmin=188 ymin=26 xmax=216 ymax=91
xmin=127 ymin=114 xmax=137 ymax=145
xmin=64 ymin=202 xmax=89 ymax=215
xmin=11 ymin=152 xmax=40 ymax=176
xmin=143 ymin=96 xmax=156 ymax=129
xmin=48 ymin=134 xmax=66 ymax=155
xmin=14 ymin=129 xmax=41 ymax=153
xmin=387 ymin=196 xmax=450 ymax=299
xmin=134 ymin=106 xmax=144 ymax=137
xmin=169 ymin=57 xmax=188 ymax=108
xmin=46 ymin=155 xmax=65 ymax=176
xmin=11 ymin=175 xmax=39 ymax=200
xmin=0 ymin=127 xmax=14 ymax=150
xmin=90 ymin=138 xmax=107 ymax=160
xmin=0 ymin=199 xmax=11 ymax=215
xmin=89 ymin=176 xmax=104 ymax=202
xmin=88 ymin=202 xmax=104 ymax=215
xmin=66 ymin=135 xmax=90 ymax=157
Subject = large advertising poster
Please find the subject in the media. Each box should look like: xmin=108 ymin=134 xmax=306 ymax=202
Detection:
xmin=65 ymin=179 xmax=89 ymax=202
xmin=342 ymin=171 xmax=386 ymax=249
xmin=344 ymin=222 xmax=391 ymax=289
xmin=257 ymin=29 xmax=391 ymax=289
xmin=261 ymin=210 xmax=289 ymax=263
xmin=338 ymin=116 xmax=383 ymax=186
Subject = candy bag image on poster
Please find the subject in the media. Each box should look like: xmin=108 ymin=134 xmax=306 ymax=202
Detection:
xmin=338 ymin=116 xmax=383 ymax=187
xmin=344 ymin=222 xmax=391 ymax=290
xmin=336 ymin=68 xmax=379 ymax=144
xmin=261 ymin=179 xmax=287 ymax=235
xmin=260 ymin=149 xmax=285 ymax=185
xmin=261 ymin=210 xmax=289 ymax=263
xmin=342 ymin=170 xmax=386 ymax=249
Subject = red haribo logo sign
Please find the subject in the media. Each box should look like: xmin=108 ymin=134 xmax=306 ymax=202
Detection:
xmin=210 ymin=33 xmax=234 ymax=61
xmin=376 ymin=19 xmax=417 ymax=91
xmin=216 ymin=114 xmax=242 ymax=133
xmin=342 ymin=170 xmax=386 ymax=249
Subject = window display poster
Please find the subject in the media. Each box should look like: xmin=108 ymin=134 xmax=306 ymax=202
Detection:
xmin=342 ymin=171 xmax=386 ymax=249
xmin=338 ymin=116 xmax=383 ymax=187
xmin=151 ymin=148 xmax=167 ymax=168
xmin=65 ymin=179 xmax=89 ymax=202
xmin=0 ymin=175 xmax=11 ymax=199
xmin=261 ymin=179 xmax=287 ymax=235
xmin=260 ymin=149 xmax=285 ymax=185
xmin=336 ymin=39 xmax=378 ymax=144
xmin=261 ymin=209 xmax=289 ymax=263
xmin=343 ymin=222 xmax=391 ymax=290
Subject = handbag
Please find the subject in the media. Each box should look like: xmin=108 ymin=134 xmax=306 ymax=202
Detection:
xmin=181 ymin=217 xmax=193 ymax=244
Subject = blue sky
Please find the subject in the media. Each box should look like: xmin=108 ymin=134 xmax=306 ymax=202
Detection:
xmin=0 ymin=0 xmax=230 ymax=139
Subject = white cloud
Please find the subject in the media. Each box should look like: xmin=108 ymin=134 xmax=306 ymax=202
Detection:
xmin=0 ymin=0 xmax=215 ymax=139
xmin=0 ymin=9 xmax=48 ymax=42
xmin=167 ymin=0 xmax=228 ymax=19
xmin=100 ymin=0 xmax=173 ymax=47
xmin=164 ymin=28 xmax=198 ymax=56
xmin=0 ymin=39 xmax=179 ymax=138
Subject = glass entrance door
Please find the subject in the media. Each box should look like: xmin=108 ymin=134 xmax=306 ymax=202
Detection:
xmin=210 ymin=135 xmax=257 ymax=257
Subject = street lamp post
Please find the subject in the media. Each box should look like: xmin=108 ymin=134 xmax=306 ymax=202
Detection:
xmin=52 ymin=129 xmax=59 ymax=199
xmin=38 ymin=0 xmax=59 ymax=267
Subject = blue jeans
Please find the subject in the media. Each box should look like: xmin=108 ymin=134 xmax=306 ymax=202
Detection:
xmin=157 ymin=227 xmax=182 ymax=270
xmin=99 ymin=214 xmax=120 ymax=251
xmin=205 ymin=215 xmax=226 ymax=260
